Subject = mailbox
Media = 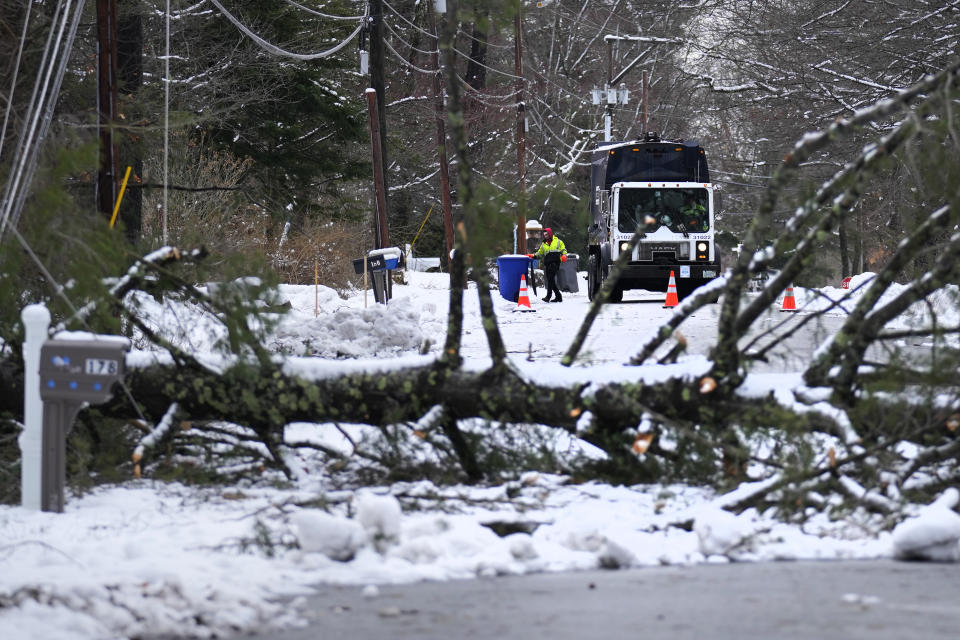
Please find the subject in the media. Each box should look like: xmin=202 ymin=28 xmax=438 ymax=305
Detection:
xmin=352 ymin=247 xmax=403 ymax=275
xmin=370 ymin=246 xmax=402 ymax=270
xmin=39 ymin=339 xmax=128 ymax=404
xmin=353 ymin=247 xmax=403 ymax=304
xmin=37 ymin=337 xmax=130 ymax=512
xmin=352 ymin=254 xmax=387 ymax=274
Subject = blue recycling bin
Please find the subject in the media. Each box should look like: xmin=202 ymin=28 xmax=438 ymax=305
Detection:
xmin=496 ymin=254 xmax=532 ymax=302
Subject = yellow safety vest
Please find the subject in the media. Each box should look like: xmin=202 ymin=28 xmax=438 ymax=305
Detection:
xmin=535 ymin=236 xmax=566 ymax=259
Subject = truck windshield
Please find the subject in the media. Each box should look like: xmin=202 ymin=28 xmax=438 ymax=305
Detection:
xmin=617 ymin=187 xmax=709 ymax=234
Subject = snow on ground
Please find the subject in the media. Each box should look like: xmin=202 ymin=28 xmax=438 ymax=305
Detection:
xmin=0 ymin=476 xmax=896 ymax=640
xmin=2 ymin=270 xmax=958 ymax=640
xmin=892 ymin=488 xmax=960 ymax=561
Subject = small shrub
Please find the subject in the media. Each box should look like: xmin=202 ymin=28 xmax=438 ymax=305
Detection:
xmin=271 ymin=219 xmax=368 ymax=290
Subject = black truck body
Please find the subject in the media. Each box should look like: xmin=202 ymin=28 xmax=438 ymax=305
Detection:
xmin=585 ymin=133 xmax=721 ymax=302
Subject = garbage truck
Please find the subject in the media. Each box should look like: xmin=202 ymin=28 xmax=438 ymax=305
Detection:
xmin=585 ymin=132 xmax=721 ymax=302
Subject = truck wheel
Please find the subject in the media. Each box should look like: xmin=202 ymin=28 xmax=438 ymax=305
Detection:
xmin=587 ymin=254 xmax=599 ymax=301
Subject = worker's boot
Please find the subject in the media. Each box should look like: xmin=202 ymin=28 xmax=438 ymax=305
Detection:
xmin=542 ymin=295 xmax=552 ymax=302
xmin=553 ymin=293 xmax=563 ymax=302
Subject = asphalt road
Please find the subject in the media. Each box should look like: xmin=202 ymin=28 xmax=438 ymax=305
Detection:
xmin=463 ymin=285 xmax=874 ymax=372
xmin=239 ymin=560 xmax=960 ymax=640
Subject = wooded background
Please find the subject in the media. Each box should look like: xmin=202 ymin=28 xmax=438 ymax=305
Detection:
xmin=3 ymin=0 xmax=956 ymax=289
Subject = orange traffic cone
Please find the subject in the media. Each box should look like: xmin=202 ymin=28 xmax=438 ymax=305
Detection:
xmin=515 ymin=274 xmax=536 ymax=312
xmin=663 ymin=270 xmax=679 ymax=308
xmin=780 ymin=285 xmax=798 ymax=312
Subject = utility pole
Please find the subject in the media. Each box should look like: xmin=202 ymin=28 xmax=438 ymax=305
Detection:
xmin=429 ymin=6 xmax=454 ymax=265
xmin=117 ymin=11 xmax=143 ymax=243
xmin=368 ymin=0 xmax=389 ymax=246
xmin=591 ymin=34 xmax=664 ymax=140
xmin=514 ymin=8 xmax=526 ymax=254
xmin=591 ymin=85 xmax=629 ymax=142
xmin=606 ymin=39 xmax=613 ymax=140
xmin=365 ymin=89 xmax=389 ymax=250
xmin=96 ymin=0 xmax=119 ymax=223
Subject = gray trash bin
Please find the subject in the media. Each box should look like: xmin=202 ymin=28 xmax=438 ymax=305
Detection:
xmin=557 ymin=253 xmax=579 ymax=293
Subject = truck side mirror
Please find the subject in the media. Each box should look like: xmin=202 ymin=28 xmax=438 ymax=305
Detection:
xmin=598 ymin=190 xmax=610 ymax=216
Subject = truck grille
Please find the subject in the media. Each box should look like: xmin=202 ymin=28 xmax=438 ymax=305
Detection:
xmin=639 ymin=242 xmax=684 ymax=261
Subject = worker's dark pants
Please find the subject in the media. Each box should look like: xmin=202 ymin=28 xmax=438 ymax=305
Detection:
xmin=543 ymin=254 xmax=562 ymax=300
xmin=545 ymin=263 xmax=561 ymax=299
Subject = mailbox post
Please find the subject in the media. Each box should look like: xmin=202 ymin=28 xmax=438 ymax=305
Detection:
xmin=36 ymin=337 xmax=129 ymax=512
xmin=20 ymin=305 xmax=50 ymax=511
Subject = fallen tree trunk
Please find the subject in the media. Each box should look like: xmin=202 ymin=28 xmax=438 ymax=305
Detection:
xmin=95 ymin=354 xmax=815 ymax=480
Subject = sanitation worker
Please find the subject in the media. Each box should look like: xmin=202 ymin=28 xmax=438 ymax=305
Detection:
xmin=682 ymin=193 xmax=708 ymax=232
xmin=532 ymin=227 xmax=567 ymax=302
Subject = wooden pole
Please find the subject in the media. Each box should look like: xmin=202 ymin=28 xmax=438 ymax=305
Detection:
xmin=514 ymin=8 xmax=526 ymax=254
xmin=117 ymin=13 xmax=143 ymax=242
xmin=368 ymin=0 xmax=389 ymax=224
xmin=429 ymin=7 xmax=455 ymax=267
xmin=365 ymin=89 xmax=390 ymax=249
xmin=96 ymin=0 xmax=119 ymax=223
xmin=314 ymin=260 xmax=319 ymax=317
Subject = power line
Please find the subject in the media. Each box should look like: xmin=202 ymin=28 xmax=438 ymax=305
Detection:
xmin=0 ymin=0 xmax=85 ymax=243
xmin=384 ymin=19 xmax=438 ymax=57
xmin=0 ymin=0 xmax=33 ymax=163
xmin=384 ymin=38 xmax=437 ymax=75
xmin=381 ymin=12 xmax=520 ymax=80
xmin=530 ymin=92 xmax=588 ymax=130
xmin=279 ymin=0 xmax=367 ymax=21
xmin=455 ymin=25 xmax=513 ymax=50
xmin=163 ymin=0 xmax=171 ymax=244
xmin=383 ymin=0 xmax=510 ymax=49
xmin=381 ymin=0 xmax=524 ymax=78
xmin=455 ymin=76 xmax=521 ymax=106
xmin=0 ymin=0 xmax=66 ymax=238
xmin=451 ymin=45 xmax=521 ymax=79
xmin=208 ymin=0 xmax=367 ymax=61
xmin=526 ymin=69 xmax=593 ymax=108
xmin=527 ymin=104 xmax=599 ymax=156
xmin=382 ymin=0 xmax=436 ymax=40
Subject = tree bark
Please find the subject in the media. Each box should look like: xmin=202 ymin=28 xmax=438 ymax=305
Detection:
xmin=838 ymin=215 xmax=850 ymax=278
